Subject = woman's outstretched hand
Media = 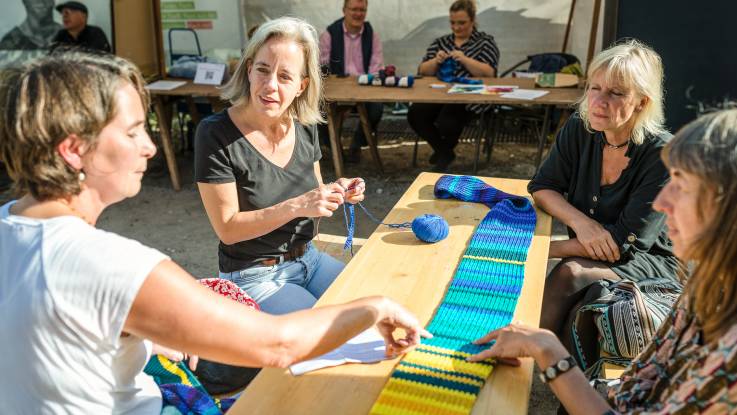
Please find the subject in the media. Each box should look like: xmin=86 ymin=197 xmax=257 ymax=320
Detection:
xmin=375 ymin=297 xmax=432 ymax=358
xmin=467 ymin=323 xmax=566 ymax=368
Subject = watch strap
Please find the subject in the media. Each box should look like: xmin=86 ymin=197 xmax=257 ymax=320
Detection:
xmin=538 ymin=355 xmax=577 ymax=383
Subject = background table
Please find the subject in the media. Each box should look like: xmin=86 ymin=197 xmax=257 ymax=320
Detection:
xmin=147 ymin=80 xmax=224 ymax=190
xmin=323 ymin=76 xmax=583 ymax=178
xmin=230 ymin=172 xmax=552 ymax=415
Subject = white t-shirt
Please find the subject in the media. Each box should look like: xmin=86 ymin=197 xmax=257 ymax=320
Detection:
xmin=0 ymin=201 xmax=169 ymax=414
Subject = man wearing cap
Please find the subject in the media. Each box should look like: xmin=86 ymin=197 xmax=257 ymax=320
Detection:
xmin=51 ymin=1 xmax=110 ymax=53
xmin=318 ymin=0 xmax=384 ymax=163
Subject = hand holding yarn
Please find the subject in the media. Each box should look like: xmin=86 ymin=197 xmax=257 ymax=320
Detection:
xmin=334 ymin=177 xmax=366 ymax=204
xmin=293 ymin=183 xmax=345 ymax=217
xmin=434 ymin=50 xmax=449 ymax=65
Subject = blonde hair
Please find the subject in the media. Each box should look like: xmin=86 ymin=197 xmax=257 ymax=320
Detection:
xmin=220 ymin=17 xmax=324 ymax=125
xmin=662 ymin=109 xmax=737 ymax=341
xmin=578 ymin=39 xmax=666 ymax=145
xmin=0 ymin=52 xmax=148 ymax=201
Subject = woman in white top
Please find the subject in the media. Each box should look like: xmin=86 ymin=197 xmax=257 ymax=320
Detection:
xmin=0 ymin=51 xmax=428 ymax=414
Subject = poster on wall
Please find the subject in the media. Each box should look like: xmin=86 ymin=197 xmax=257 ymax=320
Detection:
xmin=0 ymin=0 xmax=112 ymax=68
xmin=160 ymin=0 xmax=245 ymax=73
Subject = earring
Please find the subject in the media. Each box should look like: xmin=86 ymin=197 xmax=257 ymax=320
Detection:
xmin=79 ymin=171 xmax=86 ymax=182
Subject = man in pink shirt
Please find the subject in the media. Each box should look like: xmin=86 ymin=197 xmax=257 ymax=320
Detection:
xmin=319 ymin=0 xmax=384 ymax=163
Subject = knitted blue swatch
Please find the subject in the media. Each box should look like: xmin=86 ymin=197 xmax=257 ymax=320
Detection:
xmin=437 ymin=58 xmax=482 ymax=85
xmin=370 ymin=175 xmax=537 ymax=414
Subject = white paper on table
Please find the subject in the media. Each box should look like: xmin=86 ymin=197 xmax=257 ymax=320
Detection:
xmin=289 ymin=329 xmax=387 ymax=376
xmin=145 ymin=80 xmax=187 ymax=91
xmin=500 ymin=89 xmax=550 ymax=100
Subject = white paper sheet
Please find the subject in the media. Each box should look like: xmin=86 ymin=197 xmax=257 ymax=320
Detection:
xmin=500 ymin=89 xmax=550 ymax=100
xmin=145 ymin=80 xmax=187 ymax=91
xmin=289 ymin=329 xmax=387 ymax=376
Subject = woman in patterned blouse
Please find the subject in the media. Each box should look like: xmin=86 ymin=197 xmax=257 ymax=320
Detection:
xmin=408 ymin=0 xmax=499 ymax=172
xmin=468 ymin=109 xmax=737 ymax=414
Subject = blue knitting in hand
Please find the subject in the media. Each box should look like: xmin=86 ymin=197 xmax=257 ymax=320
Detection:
xmin=437 ymin=57 xmax=482 ymax=85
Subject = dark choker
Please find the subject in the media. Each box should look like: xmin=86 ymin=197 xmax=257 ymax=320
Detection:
xmin=603 ymin=138 xmax=629 ymax=149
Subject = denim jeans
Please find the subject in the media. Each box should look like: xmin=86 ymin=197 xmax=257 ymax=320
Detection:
xmin=218 ymin=243 xmax=344 ymax=315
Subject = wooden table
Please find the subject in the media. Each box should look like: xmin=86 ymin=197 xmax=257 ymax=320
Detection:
xmin=323 ymin=76 xmax=583 ymax=178
xmin=230 ymin=172 xmax=552 ymax=415
xmin=147 ymin=80 xmax=225 ymax=190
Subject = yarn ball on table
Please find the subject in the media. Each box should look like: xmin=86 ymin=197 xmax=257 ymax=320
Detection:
xmin=411 ymin=214 xmax=449 ymax=243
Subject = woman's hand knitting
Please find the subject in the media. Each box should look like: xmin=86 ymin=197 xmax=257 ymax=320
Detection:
xmin=292 ymin=183 xmax=345 ymax=218
xmin=335 ymin=177 xmax=366 ymax=204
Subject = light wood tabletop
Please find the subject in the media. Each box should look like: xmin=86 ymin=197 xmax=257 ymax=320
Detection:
xmin=230 ymin=172 xmax=552 ymax=415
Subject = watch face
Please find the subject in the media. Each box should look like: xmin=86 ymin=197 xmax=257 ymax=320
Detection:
xmin=557 ymin=359 xmax=571 ymax=371
xmin=546 ymin=367 xmax=556 ymax=378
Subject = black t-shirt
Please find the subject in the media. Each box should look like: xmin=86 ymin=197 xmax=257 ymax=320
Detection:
xmin=528 ymin=113 xmax=679 ymax=282
xmin=195 ymin=111 xmax=322 ymax=273
xmin=51 ymin=25 xmax=110 ymax=53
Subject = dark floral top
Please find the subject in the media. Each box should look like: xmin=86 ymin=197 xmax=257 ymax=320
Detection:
xmin=607 ymin=295 xmax=737 ymax=413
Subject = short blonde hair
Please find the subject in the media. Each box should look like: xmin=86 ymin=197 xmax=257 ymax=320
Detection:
xmin=578 ymin=39 xmax=667 ymax=145
xmin=0 ymin=52 xmax=147 ymax=201
xmin=221 ymin=17 xmax=324 ymax=125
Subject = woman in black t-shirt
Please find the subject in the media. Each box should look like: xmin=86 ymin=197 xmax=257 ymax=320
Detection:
xmin=528 ymin=40 xmax=679 ymax=352
xmin=195 ymin=17 xmax=364 ymax=315
xmin=408 ymin=0 xmax=499 ymax=171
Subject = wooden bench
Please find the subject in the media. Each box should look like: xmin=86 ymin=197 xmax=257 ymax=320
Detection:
xmin=312 ymin=233 xmax=367 ymax=262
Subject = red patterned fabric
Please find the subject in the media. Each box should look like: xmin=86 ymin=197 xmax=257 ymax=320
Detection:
xmin=198 ymin=278 xmax=259 ymax=311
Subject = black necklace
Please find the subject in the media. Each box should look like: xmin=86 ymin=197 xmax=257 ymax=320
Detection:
xmin=603 ymin=137 xmax=629 ymax=149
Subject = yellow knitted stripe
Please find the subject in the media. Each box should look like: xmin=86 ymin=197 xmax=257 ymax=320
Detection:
xmin=395 ymin=365 xmax=484 ymax=388
xmin=370 ymin=377 xmax=477 ymax=413
xmin=157 ymin=355 xmax=193 ymax=386
xmin=461 ymin=255 xmax=525 ymax=265
xmin=371 ymin=389 xmax=471 ymax=415
xmin=418 ymin=344 xmax=473 ymax=359
xmin=403 ymin=350 xmax=494 ymax=379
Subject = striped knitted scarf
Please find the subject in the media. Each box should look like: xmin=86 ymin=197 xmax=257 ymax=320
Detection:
xmin=370 ymin=175 xmax=537 ymax=415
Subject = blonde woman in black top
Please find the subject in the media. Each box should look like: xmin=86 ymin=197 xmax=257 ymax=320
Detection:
xmin=528 ymin=40 xmax=679 ymax=347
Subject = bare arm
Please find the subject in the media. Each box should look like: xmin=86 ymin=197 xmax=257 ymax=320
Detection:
xmin=124 ymin=260 xmax=428 ymax=368
xmin=469 ymin=325 xmax=612 ymax=415
xmin=533 ymin=189 xmax=620 ymax=262
xmin=197 ymin=181 xmax=345 ymax=245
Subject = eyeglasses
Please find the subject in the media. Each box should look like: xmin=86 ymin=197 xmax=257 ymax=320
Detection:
xmin=345 ymin=7 xmax=367 ymax=13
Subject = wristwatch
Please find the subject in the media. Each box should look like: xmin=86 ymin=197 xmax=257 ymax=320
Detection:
xmin=538 ymin=356 xmax=577 ymax=383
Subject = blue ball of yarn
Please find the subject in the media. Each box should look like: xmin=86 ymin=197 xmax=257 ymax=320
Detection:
xmin=411 ymin=214 xmax=449 ymax=243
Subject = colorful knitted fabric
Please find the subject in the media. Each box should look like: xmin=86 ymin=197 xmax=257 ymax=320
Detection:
xmin=370 ymin=175 xmax=537 ymax=415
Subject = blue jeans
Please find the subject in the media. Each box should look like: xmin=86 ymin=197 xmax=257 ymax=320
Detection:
xmin=218 ymin=243 xmax=344 ymax=315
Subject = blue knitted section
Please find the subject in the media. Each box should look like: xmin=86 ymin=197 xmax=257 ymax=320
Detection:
xmin=370 ymin=175 xmax=537 ymax=415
